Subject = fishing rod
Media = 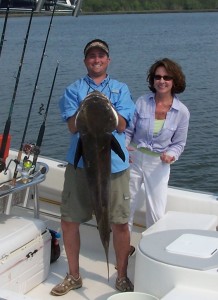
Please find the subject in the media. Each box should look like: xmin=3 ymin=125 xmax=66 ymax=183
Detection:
xmin=11 ymin=2 xmax=57 ymax=185
xmin=0 ymin=0 xmax=10 ymax=58
xmin=32 ymin=61 xmax=59 ymax=169
xmin=16 ymin=62 xmax=59 ymax=181
xmin=0 ymin=9 xmax=34 ymax=173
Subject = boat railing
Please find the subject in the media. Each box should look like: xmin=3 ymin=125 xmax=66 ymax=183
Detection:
xmin=0 ymin=161 xmax=49 ymax=218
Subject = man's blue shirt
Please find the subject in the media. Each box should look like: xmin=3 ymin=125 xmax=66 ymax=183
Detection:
xmin=59 ymin=75 xmax=135 ymax=173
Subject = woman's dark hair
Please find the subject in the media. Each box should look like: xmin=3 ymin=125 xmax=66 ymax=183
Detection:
xmin=147 ymin=58 xmax=186 ymax=94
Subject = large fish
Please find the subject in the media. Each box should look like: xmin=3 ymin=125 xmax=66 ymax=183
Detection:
xmin=74 ymin=91 xmax=125 ymax=279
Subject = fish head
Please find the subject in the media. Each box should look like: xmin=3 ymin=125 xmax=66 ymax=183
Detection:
xmin=76 ymin=91 xmax=118 ymax=135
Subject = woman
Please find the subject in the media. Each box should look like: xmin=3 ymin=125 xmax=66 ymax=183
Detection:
xmin=126 ymin=58 xmax=190 ymax=230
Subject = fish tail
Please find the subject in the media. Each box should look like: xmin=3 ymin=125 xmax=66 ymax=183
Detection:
xmin=104 ymin=244 xmax=110 ymax=281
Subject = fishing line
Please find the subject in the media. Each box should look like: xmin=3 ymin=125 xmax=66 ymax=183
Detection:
xmin=0 ymin=0 xmax=10 ymax=58
xmin=0 ymin=8 xmax=34 ymax=173
xmin=11 ymin=2 xmax=57 ymax=185
xmin=32 ymin=61 xmax=59 ymax=169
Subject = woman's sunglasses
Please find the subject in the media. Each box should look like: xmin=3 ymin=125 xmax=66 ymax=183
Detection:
xmin=154 ymin=75 xmax=173 ymax=81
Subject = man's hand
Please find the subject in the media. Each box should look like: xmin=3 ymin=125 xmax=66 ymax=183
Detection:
xmin=116 ymin=113 xmax=127 ymax=133
xmin=67 ymin=113 xmax=78 ymax=134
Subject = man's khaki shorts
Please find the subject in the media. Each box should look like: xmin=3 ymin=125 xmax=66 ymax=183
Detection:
xmin=61 ymin=164 xmax=130 ymax=224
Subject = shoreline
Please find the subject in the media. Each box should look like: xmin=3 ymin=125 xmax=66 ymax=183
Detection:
xmin=0 ymin=8 xmax=218 ymax=17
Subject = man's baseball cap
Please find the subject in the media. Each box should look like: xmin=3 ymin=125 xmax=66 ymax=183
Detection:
xmin=84 ymin=39 xmax=109 ymax=57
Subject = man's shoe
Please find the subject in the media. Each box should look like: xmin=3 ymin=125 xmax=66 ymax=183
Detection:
xmin=50 ymin=273 xmax=82 ymax=296
xmin=116 ymin=276 xmax=134 ymax=292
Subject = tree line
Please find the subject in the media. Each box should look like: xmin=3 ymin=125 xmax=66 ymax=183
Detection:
xmin=82 ymin=0 xmax=218 ymax=12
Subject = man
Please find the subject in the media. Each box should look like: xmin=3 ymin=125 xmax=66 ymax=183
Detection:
xmin=51 ymin=39 xmax=135 ymax=296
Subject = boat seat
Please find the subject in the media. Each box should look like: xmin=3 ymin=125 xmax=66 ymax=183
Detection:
xmin=161 ymin=286 xmax=218 ymax=300
xmin=142 ymin=211 xmax=218 ymax=237
xmin=135 ymin=229 xmax=218 ymax=298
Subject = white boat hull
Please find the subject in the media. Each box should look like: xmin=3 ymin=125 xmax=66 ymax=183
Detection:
xmin=1 ymin=149 xmax=218 ymax=300
xmin=19 ymin=149 xmax=217 ymax=228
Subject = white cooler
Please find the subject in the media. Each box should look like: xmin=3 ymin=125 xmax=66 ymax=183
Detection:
xmin=0 ymin=214 xmax=51 ymax=294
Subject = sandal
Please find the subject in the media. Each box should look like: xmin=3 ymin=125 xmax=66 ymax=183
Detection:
xmin=116 ymin=276 xmax=134 ymax=292
xmin=50 ymin=273 xmax=82 ymax=296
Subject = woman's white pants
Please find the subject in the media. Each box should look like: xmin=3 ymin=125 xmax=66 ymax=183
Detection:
xmin=128 ymin=150 xmax=170 ymax=230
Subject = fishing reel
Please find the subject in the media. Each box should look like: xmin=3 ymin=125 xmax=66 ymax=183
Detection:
xmin=17 ymin=157 xmax=34 ymax=184
xmin=23 ymin=142 xmax=40 ymax=164
xmin=23 ymin=143 xmax=40 ymax=157
xmin=18 ymin=143 xmax=40 ymax=183
xmin=4 ymin=143 xmax=39 ymax=183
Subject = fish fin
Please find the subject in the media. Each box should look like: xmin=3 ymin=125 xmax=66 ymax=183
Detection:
xmin=74 ymin=138 xmax=83 ymax=169
xmin=111 ymin=135 xmax=125 ymax=162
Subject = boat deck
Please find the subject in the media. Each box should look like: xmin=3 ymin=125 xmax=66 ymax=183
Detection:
xmin=12 ymin=206 xmax=143 ymax=300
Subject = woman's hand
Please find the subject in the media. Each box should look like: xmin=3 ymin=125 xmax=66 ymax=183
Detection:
xmin=160 ymin=152 xmax=175 ymax=164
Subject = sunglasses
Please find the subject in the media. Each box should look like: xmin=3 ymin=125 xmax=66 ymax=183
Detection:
xmin=154 ymin=75 xmax=173 ymax=81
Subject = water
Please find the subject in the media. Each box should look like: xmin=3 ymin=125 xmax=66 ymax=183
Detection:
xmin=0 ymin=12 xmax=217 ymax=193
